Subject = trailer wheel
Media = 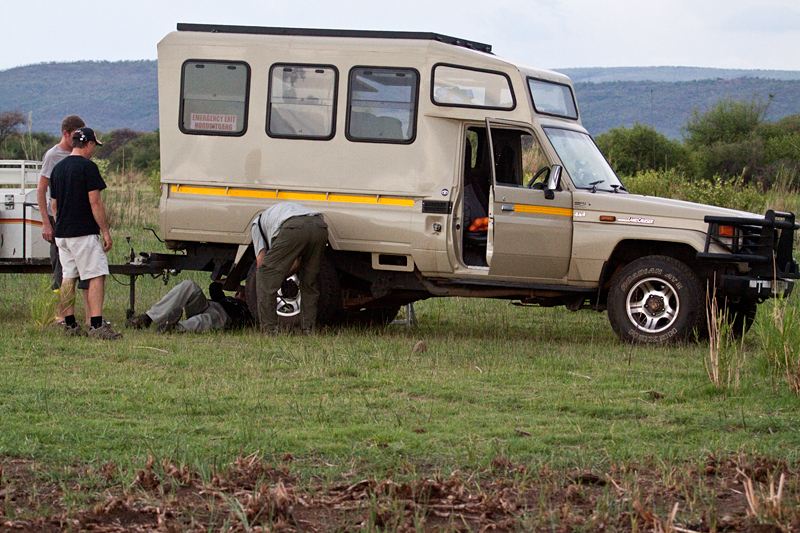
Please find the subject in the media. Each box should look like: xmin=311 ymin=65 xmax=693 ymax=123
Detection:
xmin=244 ymin=256 xmax=343 ymax=329
xmin=608 ymin=256 xmax=703 ymax=344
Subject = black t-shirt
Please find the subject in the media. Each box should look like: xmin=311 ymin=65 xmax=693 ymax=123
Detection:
xmin=50 ymin=155 xmax=107 ymax=238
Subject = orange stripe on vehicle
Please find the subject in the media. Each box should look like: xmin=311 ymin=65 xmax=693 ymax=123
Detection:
xmin=170 ymin=185 xmax=415 ymax=207
xmin=0 ymin=219 xmax=44 ymax=227
xmin=513 ymin=205 xmax=573 ymax=217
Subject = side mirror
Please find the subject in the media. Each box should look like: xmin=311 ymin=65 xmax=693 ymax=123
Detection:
xmin=545 ymin=165 xmax=562 ymax=200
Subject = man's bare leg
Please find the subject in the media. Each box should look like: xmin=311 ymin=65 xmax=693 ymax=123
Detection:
xmin=86 ymin=276 xmax=105 ymax=321
xmin=57 ymin=277 xmax=77 ymax=321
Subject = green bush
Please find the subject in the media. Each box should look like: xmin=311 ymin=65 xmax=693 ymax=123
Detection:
xmin=623 ymin=169 xmax=765 ymax=213
xmin=95 ymin=128 xmax=160 ymax=173
xmin=595 ymin=121 xmax=689 ymax=175
xmin=683 ymin=95 xmax=769 ymax=148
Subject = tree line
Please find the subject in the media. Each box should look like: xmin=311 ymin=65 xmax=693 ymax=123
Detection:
xmin=0 ymin=110 xmax=158 ymax=174
xmin=595 ymin=96 xmax=800 ymax=189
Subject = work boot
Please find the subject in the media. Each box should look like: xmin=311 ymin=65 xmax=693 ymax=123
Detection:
xmin=62 ymin=322 xmax=86 ymax=337
xmin=156 ymin=307 xmax=183 ymax=334
xmin=125 ymin=313 xmax=153 ymax=329
xmin=88 ymin=324 xmax=122 ymax=340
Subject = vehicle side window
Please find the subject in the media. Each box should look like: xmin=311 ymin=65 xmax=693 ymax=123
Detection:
xmin=432 ymin=64 xmax=515 ymax=110
xmin=528 ymin=78 xmax=578 ymax=120
xmin=180 ymin=60 xmax=250 ymax=135
xmin=267 ymin=65 xmax=338 ymax=139
xmin=347 ymin=67 xmax=419 ymax=143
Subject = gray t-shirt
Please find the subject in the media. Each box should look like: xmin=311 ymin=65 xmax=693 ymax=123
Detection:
xmin=251 ymin=202 xmax=319 ymax=255
xmin=40 ymin=144 xmax=72 ymax=217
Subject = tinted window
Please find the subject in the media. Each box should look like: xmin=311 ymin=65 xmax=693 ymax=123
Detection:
xmin=347 ymin=68 xmax=418 ymax=143
xmin=181 ymin=61 xmax=249 ymax=135
xmin=528 ymin=78 xmax=578 ymax=120
xmin=268 ymin=65 xmax=337 ymax=139
xmin=433 ymin=65 xmax=514 ymax=109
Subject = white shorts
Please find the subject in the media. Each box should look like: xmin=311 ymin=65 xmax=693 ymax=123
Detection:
xmin=55 ymin=234 xmax=109 ymax=281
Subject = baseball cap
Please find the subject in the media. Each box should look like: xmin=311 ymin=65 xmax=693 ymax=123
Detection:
xmin=72 ymin=127 xmax=103 ymax=146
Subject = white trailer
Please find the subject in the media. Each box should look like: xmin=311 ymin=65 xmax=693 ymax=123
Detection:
xmin=0 ymin=160 xmax=49 ymax=264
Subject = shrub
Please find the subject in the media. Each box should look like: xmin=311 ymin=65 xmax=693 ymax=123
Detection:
xmin=595 ymin=121 xmax=689 ymax=175
xmin=683 ymin=95 xmax=769 ymax=148
xmin=622 ymin=169 xmax=765 ymax=212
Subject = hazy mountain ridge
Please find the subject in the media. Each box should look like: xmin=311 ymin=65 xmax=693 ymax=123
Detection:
xmin=0 ymin=60 xmax=158 ymax=134
xmin=1 ymin=61 xmax=799 ymax=139
xmin=556 ymin=66 xmax=800 ymax=83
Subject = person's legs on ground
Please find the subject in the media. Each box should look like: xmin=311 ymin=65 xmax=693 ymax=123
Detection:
xmin=172 ymin=302 xmax=229 ymax=333
xmin=143 ymin=280 xmax=207 ymax=324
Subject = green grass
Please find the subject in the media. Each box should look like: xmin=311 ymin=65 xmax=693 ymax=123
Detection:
xmin=2 ymin=279 xmax=799 ymax=479
xmin=2 ymin=179 xmax=800 ymax=529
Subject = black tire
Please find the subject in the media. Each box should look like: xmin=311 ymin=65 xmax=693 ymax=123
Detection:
xmin=244 ymin=256 xmax=343 ymax=329
xmin=608 ymin=256 xmax=704 ymax=344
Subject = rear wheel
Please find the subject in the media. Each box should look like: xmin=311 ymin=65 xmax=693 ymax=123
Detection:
xmin=608 ymin=256 xmax=704 ymax=344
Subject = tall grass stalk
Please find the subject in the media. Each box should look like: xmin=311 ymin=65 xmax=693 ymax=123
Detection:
xmin=704 ymin=288 xmax=746 ymax=391
xmin=757 ymin=295 xmax=800 ymax=395
xmin=28 ymin=276 xmax=63 ymax=328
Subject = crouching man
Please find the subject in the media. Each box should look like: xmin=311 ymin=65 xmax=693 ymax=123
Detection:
xmin=126 ymin=281 xmax=253 ymax=333
xmin=251 ymin=202 xmax=328 ymax=335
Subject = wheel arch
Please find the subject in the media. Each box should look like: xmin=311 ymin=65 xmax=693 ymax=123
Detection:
xmin=598 ymin=240 xmax=704 ymax=304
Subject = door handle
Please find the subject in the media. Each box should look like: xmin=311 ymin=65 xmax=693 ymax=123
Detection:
xmin=501 ymin=204 xmax=514 ymax=212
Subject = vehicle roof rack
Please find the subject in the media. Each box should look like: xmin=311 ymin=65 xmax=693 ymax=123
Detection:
xmin=176 ymin=23 xmax=493 ymax=54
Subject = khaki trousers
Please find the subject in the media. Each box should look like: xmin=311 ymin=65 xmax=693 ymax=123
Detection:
xmin=256 ymin=215 xmax=328 ymax=331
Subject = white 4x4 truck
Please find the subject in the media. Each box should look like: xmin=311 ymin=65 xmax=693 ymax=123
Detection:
xmin=146 ymin=24 xmax=799 ymax=343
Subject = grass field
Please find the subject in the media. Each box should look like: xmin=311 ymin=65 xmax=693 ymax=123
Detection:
xmin=1 ymin=178 xmax=799 ymax=531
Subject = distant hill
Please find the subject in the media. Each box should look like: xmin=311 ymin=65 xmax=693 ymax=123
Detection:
xmin=574 ymin=77 xmax=800 ymax=139
xmin=556 ymin=66 xmax=800 ymax=83
xmin=1 ymin=61 xmax=799 ymax=139
xmin=0 ymin=60 xmax=157 ymax=134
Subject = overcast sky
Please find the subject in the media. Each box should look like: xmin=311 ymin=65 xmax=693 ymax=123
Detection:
xmin=3 ymin=0 xmax=800 ymax=72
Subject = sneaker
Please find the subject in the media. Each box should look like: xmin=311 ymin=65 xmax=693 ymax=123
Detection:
xmin=88 ymin=324 xmax=122 ymax=340
xmin=125 ymin=313 xmax=153 ymax=329
xmin=62 ymin=322 xmax=86 ymax=337
xmin=156 ymin=307 xmax=183 ymax=334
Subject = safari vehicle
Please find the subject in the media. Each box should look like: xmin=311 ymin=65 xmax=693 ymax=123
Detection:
xmin=152 ymin=23 xmax=799 ymax=343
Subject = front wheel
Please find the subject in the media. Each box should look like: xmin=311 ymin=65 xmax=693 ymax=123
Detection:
xmin=608 ymin=256 xmax=703 ymax=344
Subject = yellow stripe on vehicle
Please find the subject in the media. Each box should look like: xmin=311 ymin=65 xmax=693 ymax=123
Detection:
xmin=170 ymin=185 xmax=415 ymax=207
xmin=513 ymin=205 xmax=573 ymax=217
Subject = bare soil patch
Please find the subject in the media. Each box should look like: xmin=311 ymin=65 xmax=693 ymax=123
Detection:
xmin=2 ymin=452 xmax=798 ymax=532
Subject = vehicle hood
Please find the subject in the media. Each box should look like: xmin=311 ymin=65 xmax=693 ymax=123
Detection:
xmin=571 ymin=191 xmax=758 ymax=231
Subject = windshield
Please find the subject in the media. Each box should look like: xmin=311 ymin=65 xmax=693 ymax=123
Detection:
xmin=543 ymin=127 xmax=625 ymax=192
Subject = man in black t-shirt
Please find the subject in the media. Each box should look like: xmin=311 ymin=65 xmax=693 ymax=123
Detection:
xmin=50 ymin=128 xmax=121 ymax=340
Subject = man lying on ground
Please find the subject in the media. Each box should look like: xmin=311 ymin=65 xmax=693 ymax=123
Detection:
xmin=125 ymin=281 xmax=254 ymax=333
